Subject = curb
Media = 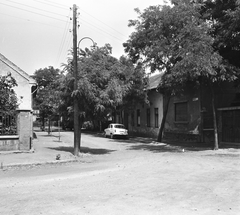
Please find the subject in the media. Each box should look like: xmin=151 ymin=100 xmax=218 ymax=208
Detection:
xmin=0 ymin=158 xmax=83 ymax=170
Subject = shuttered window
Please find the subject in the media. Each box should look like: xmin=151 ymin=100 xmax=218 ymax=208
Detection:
xmin=175 ymin=102 xmax=188 ymax=122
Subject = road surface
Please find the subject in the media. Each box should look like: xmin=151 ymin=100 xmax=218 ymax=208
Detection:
xmin=0 ymin=131 xmax=239 ymax=215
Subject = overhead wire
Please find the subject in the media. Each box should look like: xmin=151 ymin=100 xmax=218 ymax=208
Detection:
xmin=32 ymin=0 xmax=68 ymax=10
xmin=5 ymin=0 xmax=68 ymax=18
xmin=56 ymin=10 xmax=72 ymax=67
xmin=0 ymin=2 xmax=67 ymax=22
xmin=1 ymin=0 xmax=130 ymax=69
xmin=0 ymin=12 xmax=65 ymax=29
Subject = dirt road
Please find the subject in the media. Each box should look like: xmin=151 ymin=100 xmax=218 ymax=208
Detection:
xmin=0 ymin=133 xmax=239 ymax=215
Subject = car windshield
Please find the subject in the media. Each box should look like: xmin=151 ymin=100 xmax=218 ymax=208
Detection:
xmin=114 ymin=124 xmax=125 ymax=129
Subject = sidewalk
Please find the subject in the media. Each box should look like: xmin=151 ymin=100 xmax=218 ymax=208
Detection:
xmin=0 ymin=132 xmax=78 ymax=169
xmin=1 ymin=131 xmax=239 ymax=170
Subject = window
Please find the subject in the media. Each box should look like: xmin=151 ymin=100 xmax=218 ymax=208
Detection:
xmin=0 ymin=111 xmax=17 ymax=135
xmin=154 ymin=108 xmax=159 ymax=128
xmin=131 ymin=112 xmax=134 ymax=127
xmin=147 ymin=108 xmax=150 ymax=127
xmin=175 ymin=102 xmax=188 ymax=122
xmin=137 ymin=109 xmax=140 ymax=126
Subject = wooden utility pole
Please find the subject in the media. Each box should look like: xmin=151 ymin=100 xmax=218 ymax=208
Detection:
xmin=73 ymin=4 xmax=80 ymax=156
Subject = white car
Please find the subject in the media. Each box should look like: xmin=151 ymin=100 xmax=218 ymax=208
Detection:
xmin=104 ymin=123 xmax=128 ymax=139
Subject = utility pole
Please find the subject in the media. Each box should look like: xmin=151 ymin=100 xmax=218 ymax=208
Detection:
xmin=73 ymin=4 xmax=80 ymax=156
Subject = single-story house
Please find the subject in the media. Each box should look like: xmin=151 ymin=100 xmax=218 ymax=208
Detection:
xmin=113 ymin=73 xmax=164 ymax=137
xmin=0 ymin=53 xmax=36 ymax=151
xmin=113 ymin=73 xmax=240 ymax=146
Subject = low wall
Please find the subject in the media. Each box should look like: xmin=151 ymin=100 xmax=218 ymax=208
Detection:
xmin=0 ymin=135 xmax=19 ymax=151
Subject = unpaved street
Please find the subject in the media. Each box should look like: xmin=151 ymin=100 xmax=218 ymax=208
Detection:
xmin=0 ymin=132 xmax=239 ymax=215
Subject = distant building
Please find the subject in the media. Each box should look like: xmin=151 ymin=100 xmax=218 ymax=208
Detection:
xmin=0 ymin=53 xmax=36 ymax=151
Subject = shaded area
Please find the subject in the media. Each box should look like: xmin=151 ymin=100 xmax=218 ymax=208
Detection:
xmin=47 ymin=146 xmax=115 ymax=155
xmin=128 ymin=143 xmax=183 ymax=153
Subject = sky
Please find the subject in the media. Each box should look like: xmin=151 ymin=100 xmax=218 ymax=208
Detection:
xmin=0 ymin=0 xmax=167 ymax=75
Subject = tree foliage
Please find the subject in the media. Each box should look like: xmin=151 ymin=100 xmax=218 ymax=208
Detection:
xmin=124 ymin=0 xmax=239 ymax=148
xmin=62 ymin=44 xmax=147 ymax=128
xmin=32 ymin=67 xmax=63 ymax=126
xmin=0 ymin=73 xmax=18 ymax=113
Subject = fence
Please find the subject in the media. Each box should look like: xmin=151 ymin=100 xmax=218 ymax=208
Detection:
xmin=0 ymin=111 xmax=17 ymax=135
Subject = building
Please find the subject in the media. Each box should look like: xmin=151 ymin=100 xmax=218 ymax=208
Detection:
xmin=0 ymin=53 xmax=36 ymax=151
xmin=117 ymin=73 xmax=240 ymax=146
xmin=113 ymin=73 xmax=163 ymax=138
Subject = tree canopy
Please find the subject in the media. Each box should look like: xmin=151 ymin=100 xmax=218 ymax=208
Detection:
xmin=0 ymin=73 xmax=18 ymax=114
xmin=123 ymin=0 xmax=240 ymax=148
xmin=32 ymin=66 xmax=63 ymax=128
xmin=62 ymin=44 xmax=148 ymax=128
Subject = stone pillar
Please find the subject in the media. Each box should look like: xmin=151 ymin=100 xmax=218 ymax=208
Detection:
xmin=17 ymin=110 xmax=32 ymax=151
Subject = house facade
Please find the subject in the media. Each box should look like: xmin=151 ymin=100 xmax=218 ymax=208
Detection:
xmin=113 ymin=73 xmax=164 ymax=138
xmin=113 ymin=73 xmax=240 ymax=145
xmin=164 ymin=80 xmax=240 ymax=145
xmin=0 ymin=53 xmax=36 ymax=151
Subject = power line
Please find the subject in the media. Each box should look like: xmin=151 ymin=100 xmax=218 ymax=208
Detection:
xmin=80 ymin=17 xmax=125 ymax=43
xmin=0 ymin=12 xmax=65 ymax=29
xmin=40 ymin=0 xmax=69 ymax=8
xmin=5 ymin=0 xmax=68 ymax=18
xmin=0 ymin=2 xmax=67 ymax=23
xmin=78 ymin=8 xmax=127 ymax=39
xmin=32 ymin=0 xmax=68 ymax=10
xmin=56 ymin=10 xmax=72 ymax=66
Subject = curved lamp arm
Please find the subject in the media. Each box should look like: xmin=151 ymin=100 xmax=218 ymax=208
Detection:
xmin=78 ymin=37 xmax=96 ymax=51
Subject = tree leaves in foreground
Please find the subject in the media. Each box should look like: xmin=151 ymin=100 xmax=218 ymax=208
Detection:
xmin=124 ymin=0 xmax=239 ymax=149
xmin=0 ymin=73 xmax=18 ymax=113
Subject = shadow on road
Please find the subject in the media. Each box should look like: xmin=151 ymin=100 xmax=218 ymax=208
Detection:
xmin=47 ymin=146 xmax=115 ymax=155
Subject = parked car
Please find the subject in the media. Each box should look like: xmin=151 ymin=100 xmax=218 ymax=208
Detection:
xmin=104 ymin=123 xmax=128 ymax=139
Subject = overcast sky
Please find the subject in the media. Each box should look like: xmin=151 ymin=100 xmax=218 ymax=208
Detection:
xmin=1 ymin=0 xmax=167 ymax=75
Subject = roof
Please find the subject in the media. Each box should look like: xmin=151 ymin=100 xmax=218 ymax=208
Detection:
xmin=0 ymin=53 xmax=36 ymax=84
xmin=148 ymin=73 xmax=163 ymax=90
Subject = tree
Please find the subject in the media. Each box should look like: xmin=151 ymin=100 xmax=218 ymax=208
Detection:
xmin=32 ymin=67 xmax=63 ymax=133
xmin=0 ymin=73 xmax=18 ymax=113
xmin=62 ymin=44 xmax=147 ymax=153
xmin=124 ymin=0 xmax=237 ymax=149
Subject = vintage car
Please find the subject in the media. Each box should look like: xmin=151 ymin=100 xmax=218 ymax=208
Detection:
xmin=104 ymin=123 xmax=128 ymax=139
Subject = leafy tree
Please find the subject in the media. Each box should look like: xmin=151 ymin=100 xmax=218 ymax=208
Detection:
xmin=0 ymin=73 xmax=18 ymax=113
xmin=32 ymin=67 xmax=63 ymax=133
xmin=124 ymin=0 xmax=238 ymax=149
xmin=62 ymin=44 xmax=147 ymax=153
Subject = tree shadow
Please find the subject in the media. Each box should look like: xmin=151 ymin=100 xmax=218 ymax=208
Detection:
xmin=127 ymin=140 xmax=213 ymax=153
xmin=47 ymin=146 xmax=115 ymax=155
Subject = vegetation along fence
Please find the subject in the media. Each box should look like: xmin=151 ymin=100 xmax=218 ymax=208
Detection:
xmin=0 ymin=111 xmax=17 ymax=135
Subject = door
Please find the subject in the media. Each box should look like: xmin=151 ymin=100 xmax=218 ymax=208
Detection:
xmin=222 ymin=110 xmax=240 ymax=143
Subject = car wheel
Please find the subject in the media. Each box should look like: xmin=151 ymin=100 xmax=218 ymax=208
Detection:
xmin=104 ymin=132 xmax=107 ymax=138
xmin=110 ymin=133 xmax=114 ymax=139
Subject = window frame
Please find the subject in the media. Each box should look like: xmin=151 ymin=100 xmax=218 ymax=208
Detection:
xmin=154 ymin=108 xmax=159 ymax=128
xmin=174 ymin=101 xmax=188 ymax=123
xmin=146 ymin=108 xmax=150 ymax=127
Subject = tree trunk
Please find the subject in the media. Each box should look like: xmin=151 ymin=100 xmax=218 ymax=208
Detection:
xmin=73 ymin=99 xmax=81 ymax=156
xmin=48 ymin=118 xmax=51 ymax=135
xmin=157 ymin=94 xmax=171 ymax=142
xmin=210 ymin=84 xmax=219 ymax=150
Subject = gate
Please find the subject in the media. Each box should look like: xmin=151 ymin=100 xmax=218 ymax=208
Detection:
xmin=222 ymin=109 xmax=240 ymax=143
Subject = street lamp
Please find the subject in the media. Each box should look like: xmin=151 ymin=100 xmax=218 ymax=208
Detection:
xmin=78 ymin=37 xmax=97 ymax=51
xmin=73 ymin=36 xmax=96 ymax=156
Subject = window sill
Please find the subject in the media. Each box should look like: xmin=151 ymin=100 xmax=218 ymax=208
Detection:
xmin=174 ymin=121 xmax=189 ymax=124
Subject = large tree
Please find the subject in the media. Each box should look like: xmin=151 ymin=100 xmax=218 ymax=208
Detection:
xmin=32 ymin=66 xmax=63 ymax=133
xmin=62 ymin=44 xmax=147 ymax=154
xmin=124 ymin=0 xmax=238 ymax=149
